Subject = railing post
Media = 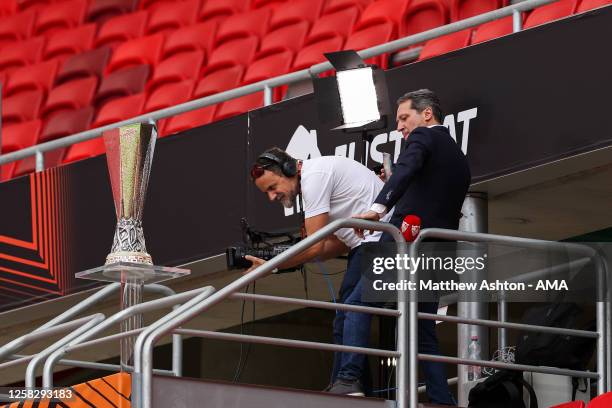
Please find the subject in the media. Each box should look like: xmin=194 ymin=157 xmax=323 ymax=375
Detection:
xmin=264 ymin=85 xmax=273 ymax=106
xmin=396 ymin=238 xmax=410 ymax=408
xmin=512 ymin=9 xmax=523 ymax=32
xmin=35 ymin=150 xmax=44 ymax=172
xmin=457 ymin=192 xmax=489 ymax=405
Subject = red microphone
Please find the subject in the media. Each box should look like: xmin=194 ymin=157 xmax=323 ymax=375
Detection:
xmin=401 ymin=214 xmax=421 ymax=242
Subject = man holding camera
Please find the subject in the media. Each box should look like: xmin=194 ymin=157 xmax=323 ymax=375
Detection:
xmin=246 ymin=147 xmax=392 ymax=395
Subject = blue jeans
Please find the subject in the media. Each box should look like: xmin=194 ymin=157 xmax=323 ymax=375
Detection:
xmin=331 ymin=247 xmax=456 ymax=405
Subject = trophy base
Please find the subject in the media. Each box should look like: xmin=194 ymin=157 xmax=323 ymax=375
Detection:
xmin=75 ymin=261 xmax=190 ymax=284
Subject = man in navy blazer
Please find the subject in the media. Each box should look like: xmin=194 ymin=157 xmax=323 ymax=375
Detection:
xmin=329 ymin=89 xmax=470 ymax=404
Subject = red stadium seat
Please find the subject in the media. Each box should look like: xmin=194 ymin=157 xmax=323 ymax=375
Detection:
xmin=43 ymin=24 xmax=96 ymax=62
xmin=588 ymin=392 xmax=612 ymax=407
xmin=199 ymin=0 xmax=250 ymax=24
xmin=258 ymin=21 xmax=309 ymax=57
xmin=62 ymin=137 xmax=106 ymax=163
xmin=87 ymin=0 xmax=138 ymax=24
xmin=401 ymin=0 xmax=449 ymax=37
xmin=292 ymin=37 xmax=344 ymax=70
xmin=2 ymin=90 xmax=44 ymax=125
xmin=524 ymin=0 xmax=578 ymax=28
xmin=147 ymin=50 xmax=204 ymax=93
xmin=0 ymin=0 xmax=17 ymax=17
xmin=161 ymin=21 xmax=217 ymax=60
xmin=354 ymin=0 xmax=408 ymax=32
xmin=345 ymin=23 xmax=394 ymax=68
xmin=146 ymin=0 xmax=200 ymax=35
xmin=215 ymin=8 xmax=271 ymax=47
xmin=550 ymin=402 xmax=585 ymax=408
xmin=144 ymin=80 xmax=195 ymax=113
xmin=0 ymin=36 xmax=45 ymax=73
xmin=95 ymin=10 xmax=148 ymax=49
xmin=268 ymin=0 xmax=325 ymax=31
xmin=56 ymin=46 xmax=112 ymax=85
xmin=204 ymin=36 xmax=258 ymax=75
xmin=105 ymin=34 xmax=164 ymax=74
xmin=92 ymin=93 xmax=146 ymax=127
xmin=195 ymin=66 xmax=244 ymax=97
xmin=42 ymin=76 xmax=98 ymax=119
xmin=13 ymin=107 xmax=95 ymax=178
xmin=17 ymin=0 xmax=53 ymax=12
xmin=0 ymin=120 xmax=41 ymax=181
xmin=324 ymin=0 xmax=373 ymax=14
xmin=243 ymin=51 xmax=292 ymax=82
xmin=306 ymin=8 xmax=360 ymax=45
xmin=577 ymin=0 xmax=612 ymax=11
xmin=418 ymin=29 xmax=472 ymax=60
xmin=162 ymin=105 xmax=217 ymax=136
xmin=471 ymin=15 xmax=515 ymax=44
xmin=6 ymin=59 xmax=59 ymax=97
xmin=0 ymin=11 xmax=36 ymax=49
xmin=34 ymin=0 xmax=88 ymax=37
xmin=451 ymin=0 xmax=504 ymax=21
xmin=252 ymin=0 xmax=287 ymax=8
xmin=95 ymin=64 xmax=150 ymax=107
xmin=215 ymin=92 xmax=262 ymax=121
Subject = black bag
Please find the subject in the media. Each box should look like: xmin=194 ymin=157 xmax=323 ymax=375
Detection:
xmin=515 ymin=302 xmax=596 ymax=371
xmin=468 ymin=370 xmax=537 ymax=408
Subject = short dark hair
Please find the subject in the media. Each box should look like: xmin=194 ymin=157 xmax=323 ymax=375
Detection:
xmin=397 ymin=89 xmax=443 ymax=123
xmin=255 ymin=147 xmax=296 ymax=177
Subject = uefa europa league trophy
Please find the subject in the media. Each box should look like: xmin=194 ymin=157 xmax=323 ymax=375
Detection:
xmin=76 ymin=123 xmax=189 ymax=368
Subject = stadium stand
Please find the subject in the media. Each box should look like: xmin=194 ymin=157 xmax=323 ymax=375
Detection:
xmin=92 ymin=92 xmax=146 ymax=128
xmin=62 ymin=137 xmax=106 ymax=163
xmin=471 ymin=15 xmax=516 ymax=43
xmin=86 ymin=0 xmax=139 ymax=24
xmin=418 ymin=28 xmax=473 ymax=60
xmin=0 ymin=10 xmax=36 ymax=49
xmin=43 ymin=24 xmax=97 ymax=62
xmin=523 ymin=0 xmax=579 ymax=27
xmin=147 ymin=50 xmax=205 ymax=93
xmin=195 ymin=66 xmax=244 ymax=97
xmin=345 ymin=22 xmax=395 ymax=68
xmin=451 ymin=0 xmax=505 ymax=21
xmin=268 ymin=0 xmax=325 ymax=31
xmin=199 ymin=0 xmax=250 ymax=24
xmin=94 ymin=64 xmax=150 ymax=108
xmin=204 ymin=36 xmax=259 ymax=75
xmin=214 ymin=92 xmax=264 ymax=121
xmin=41 ymin=76 xmax=98 ymax=120
xmin=587 ymin=392 xmax=612 ymax=407
xmin=2 ymin=90 xmax=45 ymax=125
xmin=55 ymin=46 xmax=112 ymax=85
xmin=94 ymin=10 xmax=148 ymax=49
xmin=161 ymin=105 xmax=218 ymax=136
xmin=355 ymin=0 xmax=408 ymax=32
xmin=19 ymin=0 xmax=54 ymax=12
xmin=400 ymin=0 xmax=449 ymax=37
xmin=0 ymin=0 xmax=17 ymax=17
xmin=144 ymin=80 xmax=196 ymax=115
xmin=252 ymin=0 xmax=288 ymax=9
xmin=0 ymin=36 xmax=45 ymax=73
xmin=258 ymin=21 xmax=310 ymax=57
xmin=161 ymin=21 xmax=218 ymax=60
xmin=577 ymin=0 xmax=612 ymax=11
xmin=146 ymin=0 xmax=201 ymax=35
xmin=215 ymin=8 xmax=271 ymax=47
xmin=105 ymin=33 xmax=164 ymax=74
xmin=292 ymin=37 xmax=345 ymax=71
xmin=324 ymin=0 xmax=373 ymax=14
xmin=5 ymin=59 xmax=59 ymax=97
xmin=306 ymin=8 xmax=360 ymax=45
xmin=0 ymin=120 xmax=41 ymax=181
xmin=33 ymin=0 xmax=89 ymax=37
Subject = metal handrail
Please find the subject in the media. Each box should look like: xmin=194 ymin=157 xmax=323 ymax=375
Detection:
xmin=0 ymin=0 xmax=564 ymax=168
xmin=131 ymin=218 xmax=406 ymax=408
xmin=42 ymin=286 xmax=215 ymax=387
xmin=25 ymin=313 xmax=105 ymax=387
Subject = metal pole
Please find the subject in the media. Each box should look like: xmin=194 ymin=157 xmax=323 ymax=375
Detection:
xmin=35 ymin=150 xmax=44 ymax=172
xmin=457 ymin=192 xmax=489 ymax=406
xmin=404 ymin=241 xmax=417 ymax=408
xmin=512 ymin=9 xmax=523 ymax=32
xmin=264 ymin=85 xmax=273 ymax=106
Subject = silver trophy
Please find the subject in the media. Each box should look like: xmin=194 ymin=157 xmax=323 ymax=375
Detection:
xmin=76 ymin=123 xmax=189 ymax=367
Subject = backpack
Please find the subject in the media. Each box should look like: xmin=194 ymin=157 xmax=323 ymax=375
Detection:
xmin=468 ymin=369 xmax=537 ymax=408
xmin=515 ymin=302 xmax=596 ymax=371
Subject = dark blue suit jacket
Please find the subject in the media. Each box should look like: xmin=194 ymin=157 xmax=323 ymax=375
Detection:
xmin=374 ymin=125 xmax=471 ymax=230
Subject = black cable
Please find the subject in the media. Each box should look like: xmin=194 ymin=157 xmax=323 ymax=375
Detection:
xmin=232 ymin=282 xmax=256 ymax=383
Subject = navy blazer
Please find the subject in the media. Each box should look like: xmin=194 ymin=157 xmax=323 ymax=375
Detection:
xmin=374 ymin=125 xmax=471 ymax=230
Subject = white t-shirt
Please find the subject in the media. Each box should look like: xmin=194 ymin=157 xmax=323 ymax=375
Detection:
xmin=300 ymin=156 xmax=392 ymax=249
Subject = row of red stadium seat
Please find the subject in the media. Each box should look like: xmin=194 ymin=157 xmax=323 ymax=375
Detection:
xmin=2 ymin=0 xmax=612 ymax=183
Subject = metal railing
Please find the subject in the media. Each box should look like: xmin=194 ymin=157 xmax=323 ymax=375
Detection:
xmin=123 ymin=219 xmax=607 ymax=408
xmin=0 ymin=0 xmax=565 ymax=171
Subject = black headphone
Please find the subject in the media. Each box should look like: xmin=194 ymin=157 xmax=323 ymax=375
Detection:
xmin=257 ymin=152 xmax=298 ymax=177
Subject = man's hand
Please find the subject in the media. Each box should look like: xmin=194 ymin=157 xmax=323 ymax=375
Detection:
xmin=243 ymin=255 xmax=266 ymax=275
xmin=352 ymin=210 xmax=382 ymax=238
xmin=378 ymin=168 xmax=386 ymax=182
